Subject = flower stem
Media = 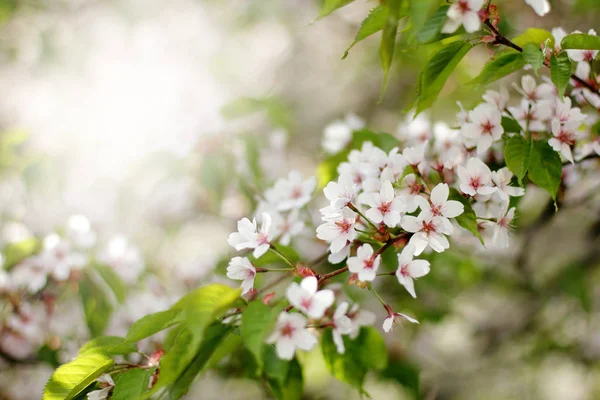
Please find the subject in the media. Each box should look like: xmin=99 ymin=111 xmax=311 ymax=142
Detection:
xmin=348 ymin=203 xmax=379 ymax=231
xmin=367 ymin=283 xmax=387 ymax=307
xmin=268 ymin=245 xmax=296 ymax=269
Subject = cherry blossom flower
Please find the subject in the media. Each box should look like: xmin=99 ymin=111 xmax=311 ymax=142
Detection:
xmin=397 ymin=112 xmax=431 ymax=146
xmin=331 ymin=302 xmax=353 ymax=354
xmin=322 ymin=173 xmax=356 ymax=212
xmin=10 ymin=257 xmax=49 ymax=293
xmin=226 ymin=257 xmax=257 ymax=295
xmin=549 ymin=119 xmax=579 ymax=163
xmin=347 ymin=304 xmax=376 ymax=339
xmin=524 ymin=0 xmax=550 ymax=16
xmin=347 ymin=244 xmax=381 ymax=282
xmin=316 ymin=207 xmax=357 ymax=253
xmin=266 ymin=171 xmax=316 ymax=211
xmin=41 ymin=233 xmax=87 ymax=281
xmin=286 ymin=276 xmax=334 ymax=319
xmin=508 ymin=99 xmax=549 ymax=132
xmin=461 ymin=103 xmax=504 ymax=154
xmin=397 ymin=174 xmax=423 ymax=213
xmin=66 ymin=214 xmax=96 ymax=250
xmin=491 ymin=167 xmax=525 ymax=202
xmin=361 ymin=180 xmax=405 ymax=227
xmin=87 ymin=374 xmax=114 ymax=400
xmin=482 ymin=87 xmax=509 ymax=111
xmin=578 ymin=137 xmax=600 ymax=160
xmin=228 ymin=212 xmax=274 ymax=258
xmin=567 ymin=30 xmax=599 ymax=62
xmin=514 ymin=75 xmax=555 ymax=103
xmin=403 ymin=142 xmax=428 ymax=170
xmin=492 ymin=207 xmax=516 ymax=248
xmin=401 ymin=214 xmax=453 ymax=255
xmin=552 ymin=96 xmax=586 ymax=125
xmin=97 ymin=235 xmax=145 ymax=284
xmin=328 ymin=244 xmax=351 ymax=264
xmin=322 ymin=114 xmax=365 ymax=154
xmin=395 ymin=244 xmax=430 ymax=298
xmin=266 ymin=312 xmax=317 ymax=360
xmin=457 ymin=157 xmax=497 ymax=197
xmin=272 ymin=209 xmax=304 ymax=246
xmin=442 ymin=0 xmax=485 ymax=34
xmin=382 ymin=311 xmax=419 ymax=333
xmin=414 ymin=183 xmax=464 ymax=222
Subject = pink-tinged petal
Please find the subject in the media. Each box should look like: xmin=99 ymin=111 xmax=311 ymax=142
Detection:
xmin=461 ymin=123 xmax=481 ymax=140
xmin=443 ymin=200 xmax=464 ymax=218
xmin=430 ymin=183 xmax=449 ymax=205
xmin=456 ymin=166 xmax=468 ymax=183
xmin=253 ymin=243 xmax=270 ymax=259
xmin=383 ymin=211 xmax=401 ymax=228
xmin=409 ymin=233 xmax=428 ymax=256
xmin=366 ymin=208 xmax=384 ymax=224
xmin=238 ymin=218 xmax=256 ymax=234
xmin=330 ymin=236 xmax=348 ymax=254
xmin=440 ymin=217 xmax=454 ymax=235
xmin=380 ymin=180 xmax=395 ymax=203
xmin=276 ymin=339 xmax=296 ymax=360
xmin=407 ymin=260 xmax=431 ymax=278
xmin=332 ymin=330 xmax=345 ymax=354
xmin=477 ymin=186 xmax=497 ymax=195
xmin=428 ymin=233 xmax=450 ymax=253
xmin=507 ymin=186 xmax=525 ymax=197
xmin=296 ymin=329 xmax=318 ymax=351
xmin=398 ymin=313 xmax=419 ymax=324
xmin=462 ymin=11 xmax=481 ymax=33
xmin=382 ymin=316 xmax=394 ymax=332
xmin=401 ymin=277 xmax=417 ymax=298
xmin=286 ymin=282 xmax=304 ymax=307
xmin=334 ymin=302 xmax=349 ymax=319
xmin=347 ymin=257 xmax=362 ymax=274
xmin=413 ymin=195 xmax=430 ymax=212
xmin=314 ymin=289 xmax=335 ymax=310
xmin=397 ymin=244 xmax=415 ymax=265
xmin=476 ymin=134 xmax=493 ymax=155
xmin=358 ymin=269 xmax=376 ymax=282
xmin=401 ymin=216 xmax=421 ymax=233
xmin=316 ymin=223 xmax=338 ymax=242
xmin=562 ymin=143 xmax=574 ymax=164
xmin=300 ymin=276 xmax=318 ymax=294
xmin=241 ymin=277 xmax=255 ymax=295
xmin=357 ymin=244 xmax=374 ymax=260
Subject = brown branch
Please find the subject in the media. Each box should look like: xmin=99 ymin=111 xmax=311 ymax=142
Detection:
xmin=483 ymin=20 xmax=600 ymax=96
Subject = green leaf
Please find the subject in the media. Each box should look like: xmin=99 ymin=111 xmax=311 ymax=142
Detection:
xmin=511 ymin=28 xmax=553 ymax=49
xmin=409 ymin=0 xmax=440 ymax=34
xmin=551 ymin=52 xmax=572 ymax=97
xmin=416 ymin=41 xmax=472 ymax=113
xmin=43 ymin=352 xmax=113 ymax=400
xmin=79 ymin=336 xmax=137 ymax=357
xmin=111 ymin=368 xmax=153 ymax=400
xmin=528 ymin=140 xmax=563 ymax=201
xmin=320 ymin=0 xmax=355 ymax=18
xmin=321 ymin=327 xmax=388 ymax=391
xmin=263 ymin=345 xmax=290 ymax=386
xmin=267 ymin=356 xmax=303 ymax=400
xmin=79 ymin=271 xmax=113 ymax=338
xmin=381 ymin=358 xmax=420 ymax=398
xmin=93 ymin=264 xmax=127 ymax=304
xmin=241 ymin=302 xmax=282 ymax=373
xmin=379 ymin=0 xmax=402 ymax=100
xmin=126 ymin=308 xmax=182 ymax=343
xmin=416 ymin=6 xmax=449 ymax=44
xmin=504 ymin=135 xmax=532 ymax=183
xmin=343 ymin=6 xmax=387 ymax=59
xmin=167 ymin=324 xmax=233 ymax=400
xmin=449 ymin=188 xmax=484 ymax=245
xmin=501 ymin=116 xmax=522 ymax=134
xmin=522 ymin=43 xmax=544 ymax=75
xmin=471 ymin=52 xmax=525 ymax=85
xmin=561 ymin=33 xmax=600 ymax=50
xmin=2 ymin=238 xmax=40 ymax=269
xmin=150 ymin=284 xmax=241 ymax=391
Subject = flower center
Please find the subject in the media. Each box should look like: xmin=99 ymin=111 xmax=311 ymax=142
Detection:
xmin=399 ymin=264 xmax=409 ymax=276
xmin=469 ymin=176 xmax=481 ymax=189
xmin=480 ymin=120 xmax=494 ymax=134
xmin=557 ymin=130 xmax=575 ymax=145
xmin=281 ymin=323 xmax=296 ymax=338
xmin=300 ymin=297 xmax=313 ymax=311
xmin=458 ymin=0 xmax=470 ymax=13
xmin=257 ymin=232 xmax=270 ymax=245
xmin=409 ymin=181 xmax=422 ymax=195
xmin=378 ymin=202 xmax=391 ymax=214
xmin=421 ymin=220 xmax=437 ymax=235
xmin=290 ymin=187 xmax=303 ymax=199
xmin=364 ymin=256 xmax=375 ymax=270
xmin=335 ymin=219 xmax=352 ymax=234
xmin=430 ymin=203 xmax=442 ymax=216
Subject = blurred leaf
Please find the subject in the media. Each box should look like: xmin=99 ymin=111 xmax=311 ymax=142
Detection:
xmin=263 ymin=345 xmax=290 ymax=386
xmin=79 ymin=336 xmax=137 ymax=357
xmin=511 ymin=28 xmax=553 ymax=48
xmin=167 ymin=324 xmax=233 ymax=400
xmin=38 ymin=344 xmax=61 ymax=368
xmin=343 ymin=6 xmax=388 ymax=59
xmin=416 ymin=41 xmax=472 ymax=114
xmin=321 ymin=327 xmax=387 ymax=392
xmin=528 ymin=140 xmax=562 ymax=202
xmin=557 ymin=264 xmax=591 ymax=312
xmin=504 ymin=134 xmax=531 ymax=184
xmin=241 ymin=301 xmax=282 ymax=373
xmin=43 ymin=352 xmax=113 ymax=400
xmin=409 ymin=0 xmax=441 ymax=34
xmin=220 ymin=97 xmax=291 ymax=128
xmin=317 ymin=150 xmax=350 ymax=189
xmin=267 ymin=356 xmax=303 ymax=400
xmin=93 ymin=264 xmax=126 ymax=304
xmin=379 ymin=0 xmax=402 ymax=100
xmin=320 ymin=0 xmax=355 ymax=18
xmin=416 ymin=5 xmax=448 ymax=44
xmin=79 ymin=271 xmax=113 ymax=338
xmin=522 ymin=43 xmax=544 ymax=75
xmin=471 ymin=52 xmax=525 ymax=85
xmin=449 ymin=188 xmax=483 ymax=244
xmin=111 ymin=368 xmax=154 ymax=400
xmin=126 ymin=308 xmax=182 ymax=343
xmin=561 ymin=33 xmax=600 ymax=49
xmin=551 ymin=52 xmax=572 ymax=97
xmin=381 ymin=358 xmax=420 ymax=398
xmin=2 ymin=238 xmax=40 ymax=269
xmin=501 ymin=116 xmax=522 ymax=134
